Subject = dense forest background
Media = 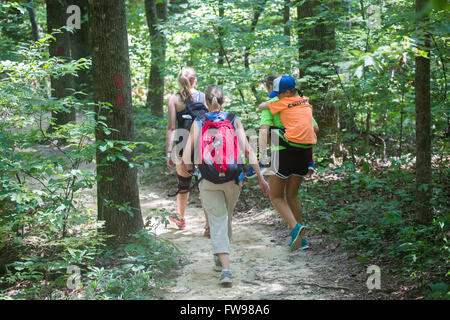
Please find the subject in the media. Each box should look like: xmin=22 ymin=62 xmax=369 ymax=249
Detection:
xmin=0 ymin=0 xmax=448 ymax=300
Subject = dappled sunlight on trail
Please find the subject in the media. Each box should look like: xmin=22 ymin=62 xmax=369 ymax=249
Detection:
xmin=141 ymin=185 xmax=350 ymax=300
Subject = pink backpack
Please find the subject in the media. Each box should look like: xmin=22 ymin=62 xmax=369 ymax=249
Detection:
xmin=197 ymin=113 xmax=243 ymax=184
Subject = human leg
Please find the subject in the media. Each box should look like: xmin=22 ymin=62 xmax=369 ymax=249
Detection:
xmin=199 ymin=180 xmax=236 ymax=286
xmin=268 ymin=174 xmax=297 ymax=230
xmin=286 ymin=175 xmax=304 ymax=224
xmin=199 ymin=180 xmax=231 ymax=256
xmin=199 ymin=195 xmax=210 ymax=237
xmin=286 ymin=175 xmax=309 ymax=250
xmin=223 ymin=181 xmax=241 ymax=241
xmin=175 ymin=163 xmax=190 ymax=218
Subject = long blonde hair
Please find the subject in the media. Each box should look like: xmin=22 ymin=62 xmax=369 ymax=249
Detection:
xmin=178 ymin=67 xmax=197 ymax=100
xmin=204 ymin=85 xmax=224 ymax=112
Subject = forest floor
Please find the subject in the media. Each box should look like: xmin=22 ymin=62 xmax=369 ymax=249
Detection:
xmin=138 ymin=181 xmax=386 ymax=300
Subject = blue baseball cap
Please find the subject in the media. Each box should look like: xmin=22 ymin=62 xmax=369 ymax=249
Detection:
xmin=268 ymin=75 xmax=296 ymax=98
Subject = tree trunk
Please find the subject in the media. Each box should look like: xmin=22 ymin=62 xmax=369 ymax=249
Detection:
xmin=46 ymin=0 xmax=76 ymax=133
xmin=145 ymin=0 xmax=168 ymax=117
xmin=243 ymin=0 xmax=266 ymax=101
xmin=218 ymin=0 xmax=225 ymax=68
xmin=88 ymin=0 xmax=143 ymax=240
xmin=283 ymin=0 xmax=291 ymax=46
xmin=26 ymin=0 xmax=39 ymax=42
xmin=296 ymin=0 xmax=336 ymax=134
xmin=414 ymin=0 xmax=432 ymax=224
xmin=70 ymin=0 xmax=92 ymax=98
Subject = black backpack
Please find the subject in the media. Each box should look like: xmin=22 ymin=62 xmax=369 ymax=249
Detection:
xmin=181 ymin=95 xmax=209 ymax=132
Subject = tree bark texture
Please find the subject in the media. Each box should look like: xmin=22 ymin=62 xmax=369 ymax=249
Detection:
xmin=145 ymin=0 xmax=168 ymax=117
xmin=296 ymin=0 xmax=336 ymax=135
xmin=414 ymin=0 xmax=432 ymax=224
xmin=218 ymin=0 xmax=225 ymax=68
xmin=88 ymin=0 xmax=143 ymax=239
xmin=26 ymin=0 xmax=39 ymax=42
xmin=70 ymin=0 xmax=92 ymax=97
xmin=46 ymin=0 xmax=76 ymax=131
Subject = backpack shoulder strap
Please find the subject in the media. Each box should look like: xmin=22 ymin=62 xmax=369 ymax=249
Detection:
xmin=224 ymin=112 xmax=236 ymax=122
xmin=196 ymin=113 xmax=208 ymax=124
xmin=185 ymin=94 xmax=194 ymax=106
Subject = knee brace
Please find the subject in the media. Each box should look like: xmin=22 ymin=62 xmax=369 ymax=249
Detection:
xmin=177 ymin=174 xmax=192 ymax=194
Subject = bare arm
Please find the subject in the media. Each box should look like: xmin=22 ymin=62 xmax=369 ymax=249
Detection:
xmin=181 ymin=121 xmax=198 ymax=173
xmin=166 ymin=95 xmax=178 ymax=170
xmin=258 ymin=124 xmax=270 ymax=166
xmin=166 ymin=95 xmax=177 ymax=153
xmin=257 ymin=101 xmax=269 ymax=111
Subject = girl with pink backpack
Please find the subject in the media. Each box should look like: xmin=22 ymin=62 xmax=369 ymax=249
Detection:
xmin=181 ymin=85 xmax=269 ymax=287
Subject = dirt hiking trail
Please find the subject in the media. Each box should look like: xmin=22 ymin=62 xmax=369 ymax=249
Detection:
xmin=140 ymin=184 xmax=368 ymax=300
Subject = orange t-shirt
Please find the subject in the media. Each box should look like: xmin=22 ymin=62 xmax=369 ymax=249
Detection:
xmin=268 ymin=96 xmax=317 ymax=144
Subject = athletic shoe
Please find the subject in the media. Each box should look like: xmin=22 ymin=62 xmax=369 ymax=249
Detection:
xmin=213 ymin=255 xmax=222 ymax=272
xmin=246 ymin=163 xmax=264 ymax=179
xmin=289 ymin=223 xmax=306 ymax=251
xmin=168 ymin=213 xmax=186 ymax=229
xmin=220 ymin=270 xmax=232 ymax=287
xmin=301 ymin=238 xmax=309 ymax=250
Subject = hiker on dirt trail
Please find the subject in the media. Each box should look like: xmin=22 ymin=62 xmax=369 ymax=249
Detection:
xmin=257 ymin=75 xmax=318 ymax=251
xmin=257 ymin=74 xmax=319 ymax=176
xmin=181 ymin=85 xmax=270 ymax=288
xmin=166 ymin=66 xmax=210 ymax=236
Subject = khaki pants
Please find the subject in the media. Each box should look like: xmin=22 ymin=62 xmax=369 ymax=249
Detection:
xmin=199 ymin=179 xmax=241 ymax=254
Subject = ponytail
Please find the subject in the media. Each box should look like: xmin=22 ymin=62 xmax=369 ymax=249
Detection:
xmin=178 ymin=67 xmax=197 ymax=100
xmin=205 ymin=85 xmax=224 ymax=112
xmin=179 ymin=75 xmax=192 ymax=100
xmin=211 ymin=96 xmax=221 ymax=111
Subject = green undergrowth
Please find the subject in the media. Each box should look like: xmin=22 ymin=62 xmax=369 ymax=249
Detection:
xmin=0 ymin=39 xmax=179 ymax=299
xmin=299 ymin=150 xmax=449 ymax=300
xmin=134 ymin=109 xmax=172 ymax=188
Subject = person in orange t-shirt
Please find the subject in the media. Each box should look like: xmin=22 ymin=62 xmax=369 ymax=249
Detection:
xmin=266 ymin=95 xmax=317 ymax=145
xmin=257 ymin=75 xmax=316 ymax=251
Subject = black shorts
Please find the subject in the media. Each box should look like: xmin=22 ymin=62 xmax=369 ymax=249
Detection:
xmin=270 ymin=147 xmax=311 ymax=179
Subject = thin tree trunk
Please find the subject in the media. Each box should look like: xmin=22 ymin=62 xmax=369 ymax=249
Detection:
xmin=283 ymin=0 xmax=291 ymax=71
xmin=70 ymin=0 xmax=91 ymax=98
xmin=89 ymin=0 xmax=143 ymax=240
xmin=399 ymin=88 xmax=405 ymax=157
xmin=364 ymin=110 xmax=371 ymax=153
xmin=283 ymin=0 xmax=291 ymax=46
xmin=46 ymin=0 xmax=76 ymax=133
xmin=414 ymin=0 xmax=432 ymax=224
xmin=145 ymin=0 xmax=167 ymax=117
xmin=243 ymin=0 xmax=266 ymax=101
xmin=26 ymin=0 xmax=39 ymax=42
xmin=218 ymin=0 xmax=225 ymax=68
xmin=296 ymin=0 xmax=336 ymax=132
